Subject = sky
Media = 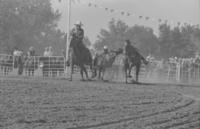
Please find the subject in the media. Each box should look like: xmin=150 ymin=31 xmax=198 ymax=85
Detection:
xmin=52 ymin=0 xmax=200 ymax=43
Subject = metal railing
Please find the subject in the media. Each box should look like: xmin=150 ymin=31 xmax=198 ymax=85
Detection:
xmin=1 ymin=53 xmax=200 ymax=84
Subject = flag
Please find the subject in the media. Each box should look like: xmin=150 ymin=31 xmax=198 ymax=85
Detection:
xmin=145 ymin=17 xmax=149 ymax=20
xmin=110 ymin=9 xmax=114 ymax=12
xmin=71 ymin=0 xmax=80 ymax=4
xmin=88 ymin=3 xmax=92 ymax=7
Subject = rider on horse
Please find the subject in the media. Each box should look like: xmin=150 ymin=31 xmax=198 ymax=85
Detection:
xmin=67 ymin=21 xmax=85 ymax=64
xmin=69 ymin=21 xmax=84 ymax=48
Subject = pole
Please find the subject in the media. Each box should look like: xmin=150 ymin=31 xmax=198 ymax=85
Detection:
xmin=66 ymin=0 xmax=71 ymax=61
xmin=199 ymin=0 xmax=200 ymax=25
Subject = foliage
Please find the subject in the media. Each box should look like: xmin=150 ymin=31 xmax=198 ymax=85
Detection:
xmin=94 ymin=19 xmax=159 ymax=56
xmin=94 ymin=19 xmax=200 ymax=59
xmin=0 ymin=0 xmax=64 ymax=55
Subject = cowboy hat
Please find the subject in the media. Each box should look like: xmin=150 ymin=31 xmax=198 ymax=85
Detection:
xmin=74 ymin=21 xmax=83 ymax=26
xmin=103 ymin=45 xmax=108 ymax=50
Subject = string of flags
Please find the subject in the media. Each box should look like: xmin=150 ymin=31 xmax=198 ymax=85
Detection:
xmin=58 ymin=0 xmax=199 ymax=27
xmin=86 ymin=2 xmax=199 ymax=27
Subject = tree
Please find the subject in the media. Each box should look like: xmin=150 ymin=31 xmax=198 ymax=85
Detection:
xmin=0 ymin=0 xmax=61 ymax=54
xmin=158 ymin=23 xmax=172 ymax=58
xmin=125 ymin=25 xmax=159 ymax=56
xmin=94 ymin=19 xmax=159 ymax=56
xmin=94 ymin=19 xmax=128 ymax=51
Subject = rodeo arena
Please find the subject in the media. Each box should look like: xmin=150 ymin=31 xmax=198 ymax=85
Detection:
xmin=0 ymin=0 xmax=200 ymax=129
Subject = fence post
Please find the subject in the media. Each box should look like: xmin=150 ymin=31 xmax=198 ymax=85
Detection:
xmin=176 ymin=62 xmax=181 ymax=83
xmin=12 ymin=55 xmax=15 ymax=70
xmin=167 ymin=64 xmax=170 ymax=82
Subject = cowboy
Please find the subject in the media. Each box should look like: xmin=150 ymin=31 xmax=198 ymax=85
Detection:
xmin=70 ymin=20 xmax=84 ymax=47
xmin=67 ymin=21 xmax=85 ymax=65
xmin=103 ymin=45 xmax=109 ymax=55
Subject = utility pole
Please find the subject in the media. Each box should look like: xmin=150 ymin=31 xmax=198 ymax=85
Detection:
xmin=66 ymin=0 xmax=71 ymax=61
xmin=199 ymin=0 xmax=200 ymax=25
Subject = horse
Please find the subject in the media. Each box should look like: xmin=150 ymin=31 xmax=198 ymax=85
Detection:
xmin=92 ymin=48 xmax=123 ymax=80
xmin=68 ymin=38 xmax=93 ymax=81
xmin=123 ymin=51 xmax=148 ymax=84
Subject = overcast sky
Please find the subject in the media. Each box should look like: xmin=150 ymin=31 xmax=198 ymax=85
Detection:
xmin=52 ymin=0 xmax=200 ymax=43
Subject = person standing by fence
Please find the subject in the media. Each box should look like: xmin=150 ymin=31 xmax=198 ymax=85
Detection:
xmin=48 ymin=46 xmax=53 ymax=57
xmin=43 ymin=47 xmax=49 ymax=57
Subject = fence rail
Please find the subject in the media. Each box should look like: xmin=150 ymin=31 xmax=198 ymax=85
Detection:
xmin=1 ymin=53 xmax=200 ymax=83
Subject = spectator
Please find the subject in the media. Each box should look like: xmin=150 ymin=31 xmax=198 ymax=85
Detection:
xmin=43 ymin=47 xmax=49 ymax=57
xmin=28 ymin=46 xmax=35 ymax=56
xmin=48 ymin=46 xmax=53 ymax=56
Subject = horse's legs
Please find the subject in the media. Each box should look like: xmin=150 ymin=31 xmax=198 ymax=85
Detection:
xmin=101 ymin=69 xmax=105 ymax=80
xmin=128 ymin=65 xmax=133 ymax=78
xmin=91 ymin=67 xmax=97 ymax=78
xmin=69 ymin=63 xmax=74 ymax=81
xmin=136 ymin=64 xmax=141 ymax=82
xmin=82 ymin=66 xmax=89 ymax=80
xmin=125 ymin=67 xmax=128 ymax=84
xmin=98 ymin=68 xmax=101 ymax=79
xmin=80 ymin=66 xmax=85 ymax=81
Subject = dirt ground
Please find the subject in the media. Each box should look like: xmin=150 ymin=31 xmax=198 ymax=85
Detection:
xmin=0 ymin=77 xmax=199 ymax=129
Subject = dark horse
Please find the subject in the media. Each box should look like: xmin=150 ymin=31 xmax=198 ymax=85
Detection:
xmin=68 ymin=38 xmax=93 ymax=81
xmin=123 ymin=51 xmax=148 ymax=83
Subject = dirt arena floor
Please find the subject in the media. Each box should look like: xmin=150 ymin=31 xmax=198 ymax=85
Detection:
xmin=0 ymin=77 xmax=199 ymax=129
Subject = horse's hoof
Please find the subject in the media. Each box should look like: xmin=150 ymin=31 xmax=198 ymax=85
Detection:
xmin=91 ymin=75 xmax=96 ymax=78
xmin=103 ymin=80 xmax=109 ymax=82
xmin=87 ymin=78 xmax=92 ymax=81
xmin=131 ymin=79 xmax=137 ymax=84
xmin=128 ymin=75 xmax=132 ymax=78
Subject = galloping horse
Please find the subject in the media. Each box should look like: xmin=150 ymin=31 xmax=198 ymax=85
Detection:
xmin=68 ymin=38 xmax=93 ymax=81
xmin=92 ymin=48 xmax=123 ymax=80
xmin=123 ymin=51 xmax=148 ymax=83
